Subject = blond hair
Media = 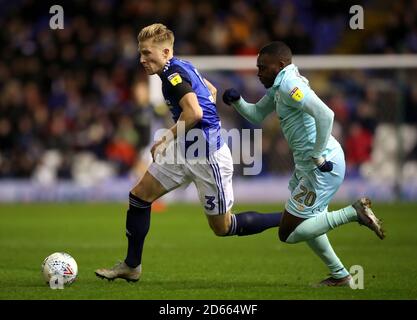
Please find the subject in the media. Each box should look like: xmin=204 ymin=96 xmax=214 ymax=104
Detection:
xmin=138 ymin=23 xmax=174 ymax=47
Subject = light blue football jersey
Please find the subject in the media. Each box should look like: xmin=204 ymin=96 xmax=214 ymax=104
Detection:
xmin=266 ymin=64 xmax=341 ymax=170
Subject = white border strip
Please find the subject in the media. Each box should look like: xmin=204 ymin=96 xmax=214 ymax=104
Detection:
xmin=178 ymin=55 xmax=417 ymax=70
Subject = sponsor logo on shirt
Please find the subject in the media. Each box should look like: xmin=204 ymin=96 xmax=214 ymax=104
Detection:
xmin=289 ymin=86 xmax=304 ymax=102
xmin=168 ymin=73 xmax=182 ymax=86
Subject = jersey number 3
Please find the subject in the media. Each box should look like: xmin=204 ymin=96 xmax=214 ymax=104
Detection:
xmin=204 ymin=195 xmax=216 ymax=211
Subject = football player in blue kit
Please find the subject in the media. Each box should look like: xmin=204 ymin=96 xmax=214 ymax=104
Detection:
xmin=95 ymin=24 xmax=281 ymax=282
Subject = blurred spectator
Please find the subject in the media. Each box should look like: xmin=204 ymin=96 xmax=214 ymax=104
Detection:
xmin=345 ymin=122 xmax=373 ymax=173
xmin=0 ymin=0 xmax=416 ymax=181
xmin=405 ymin=82 xmax=417 ymax=124
xmin=367 ymin=0 xmax=417 ymax=53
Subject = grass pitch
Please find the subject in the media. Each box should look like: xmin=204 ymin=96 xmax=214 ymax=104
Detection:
xmin=0 ymin=202 xmax=416 ymax=300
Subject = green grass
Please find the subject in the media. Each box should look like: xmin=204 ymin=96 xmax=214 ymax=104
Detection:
xmin=0 ymin=202 xmax=416 ymax=300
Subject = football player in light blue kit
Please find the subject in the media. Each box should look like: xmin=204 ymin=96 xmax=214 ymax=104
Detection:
xmin=223 ymin=41 xmax=385 ymax=286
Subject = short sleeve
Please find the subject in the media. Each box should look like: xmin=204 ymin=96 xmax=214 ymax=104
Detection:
xmin=164 ymin=65 xmax=191 ymax=86
xmin=163 ymin=65 xmax=193 ymax=100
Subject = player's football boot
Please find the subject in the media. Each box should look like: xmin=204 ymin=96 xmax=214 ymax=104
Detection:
xmin=352 ymin=197 xmax=385 ymax=240
xmin=95 ymin=262 xmax=141 ymax=282
xmin=315 ymin=275 xmax=352 ymax=287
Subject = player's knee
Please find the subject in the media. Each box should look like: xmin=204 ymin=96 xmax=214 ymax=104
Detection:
xmin=130 ymin=188 xmax=144 ymax=200
xmin=130 ymin=172 xmax=167 ymax=203
xmin=210 ymin=224 xmax=229 ymax=237
xmin=130 ymin=181 xmax=158 ymax=203
xmin=130 ymin=186 xmax=153 ymax=203
xmin=278 ymin=228 xmax=289 ymax=243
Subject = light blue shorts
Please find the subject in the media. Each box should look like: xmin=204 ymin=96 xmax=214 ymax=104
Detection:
xmin=285 ymin=147 xmax=345 ymax=219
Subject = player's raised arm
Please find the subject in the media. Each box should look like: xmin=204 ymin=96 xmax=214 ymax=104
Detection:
xmin=204 ymin=78 xmax=217 ymax=103
xmin=222 ymin=89 xmax=275 ymax=124
xmin=164 ymin=70 xmax=203 ymax=137
xmin=302 ymin=93 xmax=334 ymax=162
xmin=142 ymin=47 xmax=208 ymax=160
xmin=177 ymin=92 xmax=203 ymax=129
xmin=152 ymin=78 xmax=203 ymax=160
xmin=281 ymin=79 xmax=334 ymax=171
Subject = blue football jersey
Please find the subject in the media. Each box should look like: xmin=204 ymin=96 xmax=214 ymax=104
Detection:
xmin=159 ymin=57 xmax=223 ymax=156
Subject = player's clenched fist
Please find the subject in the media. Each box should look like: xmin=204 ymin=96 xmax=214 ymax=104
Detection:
xmin=312 ymin=156 xmax=333 ymax=172
xmin=151 ymin=139 xmax=167 ymax=162
xmin=222 ymin=88 xmax=241 ymax=105
xmin=317 ymin=160 xmax=333 ymax=172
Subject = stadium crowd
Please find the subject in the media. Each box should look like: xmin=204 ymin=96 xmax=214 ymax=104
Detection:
xmin=0 ymin=0 xmax=416 ymax=181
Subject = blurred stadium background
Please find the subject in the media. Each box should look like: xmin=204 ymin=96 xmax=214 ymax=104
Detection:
xmin=0 ymin=0 xmax=416 ymax=202
xmin=1 ymin=0 xmax=417 ymax=301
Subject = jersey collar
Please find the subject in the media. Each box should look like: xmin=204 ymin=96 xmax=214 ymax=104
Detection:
xmin=162 ymin=57 xmax=177 ymax=73
xmin=272 ymin=63 xmax=296 ymax=88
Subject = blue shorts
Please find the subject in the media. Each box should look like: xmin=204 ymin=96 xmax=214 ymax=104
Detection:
xmin=285 ymin=147 xmax=345 ymax=219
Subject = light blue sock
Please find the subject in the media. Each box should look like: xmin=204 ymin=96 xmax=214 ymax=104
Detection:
xmin=286 ymin=205 xmax=357 ymax=244
xmin=307 ymin=234 xmax=350 ymax=279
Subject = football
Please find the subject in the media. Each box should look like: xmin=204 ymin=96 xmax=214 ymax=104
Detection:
xmin=41 ymin=252 xmax=78 ymax=288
